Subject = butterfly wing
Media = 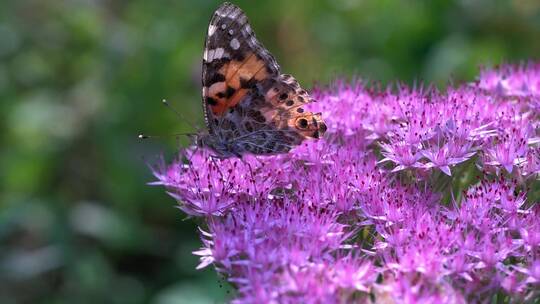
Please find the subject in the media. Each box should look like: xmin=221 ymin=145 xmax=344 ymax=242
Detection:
xmin=201 ymin=2 xmax=326 ymax=155
xmin=232 ymin=74 xmax=327 ymax=154
xmin=202 ymin=2 xmax=279 ymax=132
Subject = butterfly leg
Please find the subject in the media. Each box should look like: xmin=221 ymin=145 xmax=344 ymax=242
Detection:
xmin=234 ymin=154 xmax=259 ymax=198
xmin=249 ymin=156 xmax=270 ymax=200
xmin=209 ymin=156 xmax=228 ymax=185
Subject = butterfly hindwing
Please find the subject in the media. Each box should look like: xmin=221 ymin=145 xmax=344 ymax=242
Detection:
xmin=205 ymin=74 xmax=326 ymax=154
xmin=257 ymin=74 xmax=325 ymax=137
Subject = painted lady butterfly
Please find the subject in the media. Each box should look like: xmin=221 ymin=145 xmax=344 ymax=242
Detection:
xmin=196 ymin=2 xmax=327 ymax=158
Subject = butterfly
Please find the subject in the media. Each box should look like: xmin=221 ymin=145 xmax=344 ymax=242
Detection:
xmin=195 ymin=2 xmax=327 ymax=158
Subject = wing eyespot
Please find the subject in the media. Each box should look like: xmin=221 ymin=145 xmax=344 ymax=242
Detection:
xmin=297 ymin=118 xmax=308 ymax=129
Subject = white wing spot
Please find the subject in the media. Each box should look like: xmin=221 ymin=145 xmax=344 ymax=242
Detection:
xmin=206 ymin=49 xmax=214 ymax=61
xmin=229 ymin=9 xmax=240 ymax=19
xmin=207 ymin=48 xmax=229 ymax=61
xmin=247 ymin=37 xmax=258 ymax=47
xmin=221 ymin=23 xmax=227 ymax=30
xmin=228 ymin=29 xmax=234 ymax=35
xmin=214 ymin=48 xmax=225 ymax=59
xmin=230 ymin=38 xmax=240 ymax=50
xmin=217 ymin=8 xmax=230 ymax=17
xmin=208 ymin=25 xmax=217 ymax=36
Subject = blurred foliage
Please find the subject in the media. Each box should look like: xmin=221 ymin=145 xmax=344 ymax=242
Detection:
xmin=0 ymin=0 xmax=539 ymax=303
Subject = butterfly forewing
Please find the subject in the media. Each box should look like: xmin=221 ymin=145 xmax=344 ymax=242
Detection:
xmin=202 ymin=3 xmax=279 ymax=127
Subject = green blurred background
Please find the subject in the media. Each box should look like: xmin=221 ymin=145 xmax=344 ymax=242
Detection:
xmin=1 ymin=0 xmax=539 ymax=303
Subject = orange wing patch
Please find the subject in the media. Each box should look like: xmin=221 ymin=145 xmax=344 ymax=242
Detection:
xmin=207 ymin=52 xmax=269 ymax=116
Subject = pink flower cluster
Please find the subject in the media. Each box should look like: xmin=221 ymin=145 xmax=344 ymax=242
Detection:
xmin=152 ymin=63 xmax=540 ymax=303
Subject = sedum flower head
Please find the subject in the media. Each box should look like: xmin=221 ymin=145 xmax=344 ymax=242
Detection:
xmin=152 ymin=63 xmax=540 ymax=303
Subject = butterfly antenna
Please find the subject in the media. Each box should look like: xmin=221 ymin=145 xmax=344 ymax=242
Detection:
xmin=161 ymin=99 xmax=201 ymax=132
xmin=138 ymin=132 xmax=195 ymax=140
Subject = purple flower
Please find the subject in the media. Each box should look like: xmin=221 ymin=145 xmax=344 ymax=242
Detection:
xmin=520 ymin=223 xmax=540 ymax=251
xmin=379 ymin=140 xmax=424 ymax=172
xmin=501 ymin=270 xmax=526 ymax=295
xmin=478 ymin=63 xmax=540 ymax=98
xmin=329 ymin=255 xmax=377 ymax=292
xmin=484 ymin=125 xmax=530 ymax=173
xmin=151 ymin=63 xmax=540 ymax=302
xmin=420 ymin=136 xmax=476 ymax=176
